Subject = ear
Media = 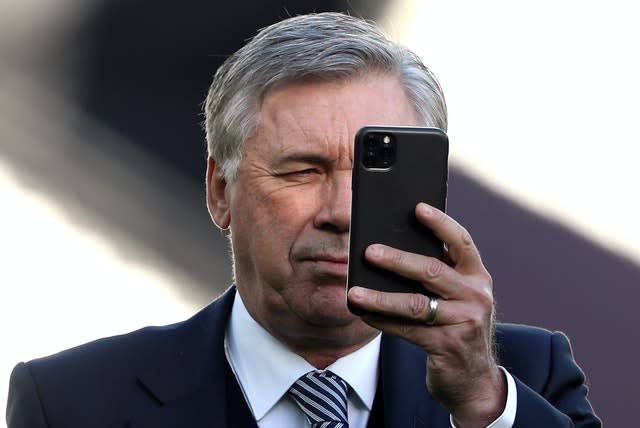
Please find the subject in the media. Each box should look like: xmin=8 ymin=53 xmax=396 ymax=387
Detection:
xmin=206 ymin=156 xmax=231 ymax=229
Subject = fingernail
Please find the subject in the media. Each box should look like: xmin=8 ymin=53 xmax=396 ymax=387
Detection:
xmin=418 ymin=203 xmax=433 ymax=216
xmin=349 ymin=287 xmax=366 ymax=301
xmin=367 ymin=244 xmax=383 ymax=259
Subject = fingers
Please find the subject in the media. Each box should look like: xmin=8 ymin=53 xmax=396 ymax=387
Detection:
xmin=347 ymin=286 xmax=492 ymax=354
xmin=362 ymin=202 xmax=492 ymax=299
xmin=364 ymin=244 xmax=492 ymax=302
xmin=415 ymin=203 xmax=485 ymax=274
xmin=357 ymin=202 xmax=494 ymax=328
xmin=365 ymin=244 xmax=461 ymax=299
xmin=348 ymin=287 xmax=453 ymax=325
xmin=348 ymin=286 xmax=490 ymax=331
xmin=351 ymin=203 xmax=501 ymax=416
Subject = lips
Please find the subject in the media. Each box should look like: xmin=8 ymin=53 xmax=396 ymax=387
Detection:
xmin=312 ymin=254 xmax=348 ymax=264
xmin=291 ymin=239 xmax=350 ymax=277
xmin=302 ymin=254 xmax=349 ymax=279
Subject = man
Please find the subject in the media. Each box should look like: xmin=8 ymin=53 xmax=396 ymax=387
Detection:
xmin=7 ymin=12 xmax=600 ymax=428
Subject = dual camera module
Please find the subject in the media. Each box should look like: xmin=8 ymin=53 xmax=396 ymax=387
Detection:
xmin=362 ymin=132 xmax=397 ymax=169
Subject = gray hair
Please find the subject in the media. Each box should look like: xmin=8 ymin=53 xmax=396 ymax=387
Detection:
xmin=204 ymin=12 xmax=447 ymax=181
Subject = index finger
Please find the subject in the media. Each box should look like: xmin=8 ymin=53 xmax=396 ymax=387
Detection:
xmin=416 ymin=203 xmax=484 ymax=273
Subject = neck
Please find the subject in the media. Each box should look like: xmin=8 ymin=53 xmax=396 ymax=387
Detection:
xmin=235 ymin=286 xmax=380 ymax=368
xmin=282 ymin=329 xmax=380 ymax=369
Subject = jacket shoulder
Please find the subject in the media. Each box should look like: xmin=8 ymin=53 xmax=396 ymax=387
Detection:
xmin=7 ymin=288 xmax=236 ymax=427
xmin=494 ymin=323 xmax=562 ymax=390
xmin=26 ymin=298 xmax=217 ymax=374
xmin=495 ymin=325 xmax=600 ymax=426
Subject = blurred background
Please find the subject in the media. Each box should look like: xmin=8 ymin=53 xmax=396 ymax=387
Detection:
xmin=1 ymin=0 xmax=637 ymax=425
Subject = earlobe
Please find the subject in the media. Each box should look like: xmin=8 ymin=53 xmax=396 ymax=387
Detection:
xmin=206 ymin=157 xmax=231 ymax=229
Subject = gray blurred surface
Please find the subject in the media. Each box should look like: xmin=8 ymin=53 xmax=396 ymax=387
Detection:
xmin=0 ymin=70 xmax=232 ymax=303
xmin=1 ymin=1 xmax=634 ymax=425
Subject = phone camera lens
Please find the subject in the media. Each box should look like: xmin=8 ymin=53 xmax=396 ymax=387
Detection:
xmin=363 ymin=154 xmax=375 ymax=168
xmin=361 ymin=132 xmax=396 ymax=169
xmin=365 ymin=135 xmax=376 ymax=150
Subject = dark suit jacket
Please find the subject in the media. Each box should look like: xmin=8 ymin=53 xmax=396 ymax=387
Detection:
xmin=7 ymin=287 xmax=600 ymax=427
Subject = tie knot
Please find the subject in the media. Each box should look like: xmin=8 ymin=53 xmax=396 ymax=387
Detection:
xmin=288 ymin=370 xmax=349 ymax=428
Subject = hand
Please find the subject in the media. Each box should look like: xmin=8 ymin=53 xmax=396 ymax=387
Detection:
xmin=347 ymin=203 xmax=506 ymax=428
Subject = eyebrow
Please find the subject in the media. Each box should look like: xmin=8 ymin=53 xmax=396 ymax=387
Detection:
xmin=273 ymin=152 xmax=332 ymax=168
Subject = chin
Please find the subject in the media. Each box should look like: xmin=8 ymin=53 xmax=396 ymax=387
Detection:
xmin=310 ymin=281 xmax=348 ymax=304
xmin=302 ymin=295 xmax=358 ymax=327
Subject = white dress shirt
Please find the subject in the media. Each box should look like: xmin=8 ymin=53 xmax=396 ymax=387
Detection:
xmin=225 ymin=293 xmax=516 ymax=427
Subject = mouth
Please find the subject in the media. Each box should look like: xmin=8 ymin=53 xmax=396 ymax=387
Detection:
xmin=302 ymin=254 xmax=349 ymax=278
xmin=313 ymin=254 xmax=348 ymax=264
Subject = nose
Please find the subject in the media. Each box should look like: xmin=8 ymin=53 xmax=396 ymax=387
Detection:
xmin=314 ymin=170 xmax=352 ymax=233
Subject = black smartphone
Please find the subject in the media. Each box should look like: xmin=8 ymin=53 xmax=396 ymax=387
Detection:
xmin=347 ymin=126 xmax=449 ymax=311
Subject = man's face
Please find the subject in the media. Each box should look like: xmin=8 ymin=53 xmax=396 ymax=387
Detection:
xmin=208 ymin=73 xmax=419 ymax=355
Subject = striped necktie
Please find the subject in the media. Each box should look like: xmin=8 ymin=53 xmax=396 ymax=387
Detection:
xmin=288 ymin=370 xmax=349 ymax=428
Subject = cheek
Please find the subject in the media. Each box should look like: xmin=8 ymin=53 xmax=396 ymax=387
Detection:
xmin=230 ymin=186 xmax=323 ymax=294
xmin=265 ymin=189 xmax=321 ymax=241
xmin=233 ymin=185 xmax=322 ymax=252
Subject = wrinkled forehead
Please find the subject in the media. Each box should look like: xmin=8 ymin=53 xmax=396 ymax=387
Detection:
xmin=249 ymin=73 xmax=418 ymax=156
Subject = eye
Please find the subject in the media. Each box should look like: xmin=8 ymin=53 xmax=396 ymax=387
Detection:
xmin=290 ymin=168 xmax=317 ymax=176
xmin=277 ymin=168 xmax=321 ymax=182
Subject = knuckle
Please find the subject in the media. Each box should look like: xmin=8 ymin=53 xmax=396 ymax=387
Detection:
xmin=460 ymin=225 xmax=472 ymax=242
xmin=374 ymin=292 xmax=387 ymax=309
xmin=470 ymin=284 xmax=494 ymax=309
xmin=472 ymin=271 xmax=494 ymax=305
xmin=461 ymin=318 xmax=484 ymax=343
xmin=436 ymin=208 xmax=448 ymax=225
xmin=457 ymin=313 xmax=485 ymax=343
xmin=397 ymin=323 xmax=415 ymax=339
xmin=459 ymin=226 xmax=475 ymax=250
xmin=423 ymin=257 xmax=443 ymax=279
xmin=467 ymin=312 xmax=485 ymax=331
xmin=408 ymin=293 xmax=428 ymax=319
xmin=479 ymin=290 xmax=494 ymax=310
xmin=392 ymin=251 xmax=407 ymax=266
xmin=479 ymin=268 xmax=493 ymax=286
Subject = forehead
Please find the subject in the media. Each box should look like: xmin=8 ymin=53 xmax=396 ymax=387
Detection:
xmin=246 ymin=74 xmax=419 ymax=160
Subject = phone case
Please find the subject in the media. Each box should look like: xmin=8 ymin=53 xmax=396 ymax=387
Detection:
xmin=347 ymin=126 xmax=449 ymax=307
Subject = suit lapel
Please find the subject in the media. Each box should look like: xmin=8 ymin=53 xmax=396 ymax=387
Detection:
xmin=130 ymin=287 xmax=238 ymax=428
xmin=125 ymin=287 xmax=452 ymax=427
xmin=379 ymin=334 xmax=450 ymax=427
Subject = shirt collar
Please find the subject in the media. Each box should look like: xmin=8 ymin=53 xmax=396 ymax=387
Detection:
xmin=225 ymin=292 xmax=381 ymax=420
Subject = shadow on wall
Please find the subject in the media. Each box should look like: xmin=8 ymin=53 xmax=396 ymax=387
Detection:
xmin=75 ymin=0 xmax=389 ymax=182
xmin=448 ymin=167 xmax=637 ymax=426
